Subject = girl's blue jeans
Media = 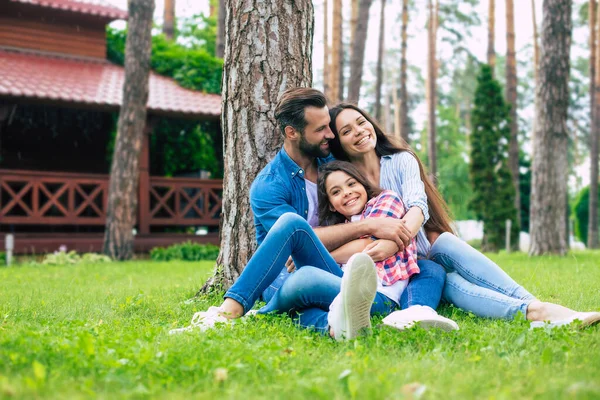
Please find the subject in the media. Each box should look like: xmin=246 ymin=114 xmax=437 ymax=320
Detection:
xmin=428 ymin=232 xmax=537 ymax=319
xmin=225 ymin=212 xmax=446 ymax=334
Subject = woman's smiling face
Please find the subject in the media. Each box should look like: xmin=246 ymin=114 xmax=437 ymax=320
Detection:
xmin=335 ymin=108 xmax=377 ymax=159
xmin=325 ymin=170 xmax=368 ymax=219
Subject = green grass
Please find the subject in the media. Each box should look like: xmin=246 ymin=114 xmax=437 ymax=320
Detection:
xmin=1 ymin=252 xmax=599 ymax=399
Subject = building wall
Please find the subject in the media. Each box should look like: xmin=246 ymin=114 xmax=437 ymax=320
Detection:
xmin=0 ymin=2 xmax=107 ymax=59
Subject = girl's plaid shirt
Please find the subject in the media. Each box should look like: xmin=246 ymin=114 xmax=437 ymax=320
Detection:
xmin=359 ymin=190 xmax=420 ymax=285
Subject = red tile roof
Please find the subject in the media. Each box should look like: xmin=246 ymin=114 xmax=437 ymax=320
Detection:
xmin=0 ymin=49 xmax=221 ymax=119
xmin=9 ymin=0 xmax=128 ymax=20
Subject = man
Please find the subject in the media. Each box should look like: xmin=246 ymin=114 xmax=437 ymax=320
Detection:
xmin=174 ymin=88 xmax=456 ymax=338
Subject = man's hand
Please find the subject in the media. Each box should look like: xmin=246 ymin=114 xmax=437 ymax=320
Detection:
xmin=363 ymin=239 xmax=398 ymax=262
xmin=365 ymin=218 xmax=412 ymax=251
xmin=286 ymin=256 xmax=296 ymax=273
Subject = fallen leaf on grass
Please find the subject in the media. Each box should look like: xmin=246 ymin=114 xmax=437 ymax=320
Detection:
xmin=402 ymin=382 xmax=427 ymax=399
xmin=214 ymin=368 xmax=228 ymax=383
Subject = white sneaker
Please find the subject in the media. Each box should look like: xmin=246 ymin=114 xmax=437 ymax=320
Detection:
xmin=327 ymin=253 xmax=378 ymax=341
xmin=169 ymin=306 xmax=231 ymax=334
xmin=530 ymin=311 xmax=600 ymax=330
xmin=382 ymin=305 xmax=459 ymax=332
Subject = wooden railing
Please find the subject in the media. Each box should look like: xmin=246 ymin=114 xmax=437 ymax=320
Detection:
xmin=0 ymin=169 xmax=223 ymax=229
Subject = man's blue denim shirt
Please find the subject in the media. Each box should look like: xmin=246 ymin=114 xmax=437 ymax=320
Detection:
xmin=250 ymin=147 xmax=332 ymax=246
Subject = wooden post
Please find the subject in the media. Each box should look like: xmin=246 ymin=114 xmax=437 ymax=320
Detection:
xmin=138 ymin=119 xmax=152 ymax=235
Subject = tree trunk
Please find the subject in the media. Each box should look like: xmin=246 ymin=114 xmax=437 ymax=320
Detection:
xmin=163 ymin=0 xmax=175 ymax=40
xmin=350 ymin=0 xmax=359 ymax=58
xmin=331 ymin=0 xmax=342 ymax=102
xmin=532 ymin=0 xmax=539 ymax=150
xmin=216 ymin=0 xmax=226 ymax=58
xmin=374 ymin=0 xmax=385 ymax=120
xmin=488 ymin=0 xmax=495 ymax=69
xmin=529 ymin=0 xmax=572 ymax=256
xmin=399 ymin=0 xmax=409 ymax=143
xmin=347 ymin=0 xmax=374 ymax=103
xmin=200 ymin=0 xmax=314 ymax=292
xmin=427 ymin=0 xmax=437 ymax=183
xmin=589 ymin=0 xmax=600 ymax=248
xmin=323 ymin=0 xmax=330 ymax=98
xmin=103 ymin=0 xmax=154 ymax=260
xmin=506 ymin=0 xmax=521 ymax=233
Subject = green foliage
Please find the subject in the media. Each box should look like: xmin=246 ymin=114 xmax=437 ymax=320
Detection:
xmin=436 ymin=106 xmax=475 ymax=220
xmin=470 ymin=65 xmax=519 ymax=251
xmin=1 ymin=253 xmax=600 ymax=398
xmin=106 ymin=27 xmax=223 ymax=94
xmin=573 ymin=186 xmax=600 ymax=245
xmin=177 ymin=12 xmax=218 ymax=56
xmin=150 ymin=242 xmax=220 ymax=262
xmin=0 ymin=252 xmax=5 ymax=266
xmin=41 ymin=250 xmax=112 ymax=266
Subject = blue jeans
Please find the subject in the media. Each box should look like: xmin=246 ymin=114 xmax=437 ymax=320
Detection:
xmin=428 ymin=232 xmax=537 ymax=319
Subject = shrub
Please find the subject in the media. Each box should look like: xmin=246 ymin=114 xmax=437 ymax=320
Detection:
xmin=0 ymin=251 xmax=6 ymax=266
xmin=150 ymin=242 xmax=219 ymax=261
xmin=41 ymin=251 xmax=112 ymax=266
xmin=573 ymin=186 xmax=600 ymax=245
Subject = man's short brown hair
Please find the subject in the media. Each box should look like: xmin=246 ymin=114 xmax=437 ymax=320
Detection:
xmin=274 ymin=88 xmax=327 ymax=136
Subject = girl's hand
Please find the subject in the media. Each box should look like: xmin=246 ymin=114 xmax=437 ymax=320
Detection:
xmin=286 ymin=256 xmax=296 ymax=273
xmin=363 ymin=239 xmax=398 ymax=262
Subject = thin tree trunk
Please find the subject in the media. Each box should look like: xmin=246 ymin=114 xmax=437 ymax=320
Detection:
xmin=103 ymin=0 xmax=155 ymax=260
xmin=529 ymin=0 xmax=572 ymax=256
xmin=506 ymin=0 xmax=521 ymax=232
xmin=200 ymin=0 xmax=314 ymax=292
xmin=163 ymin=0 xmax=175 ymax=40
xmin=347 ymin=0 xmax=374 ymax=102
xmin=323 ymin=0 xmax=330 ymax=98
xmin=216 ymin=0 xmax=226 ymax=58
xmin=532 ymin=0 xmax=539 ymax=149
xmin=399 ymin=0 xmax=409 ymax=143
xmin=393 ymin=76 xmax=401 ymax=139
xmin=331 ymin=0 xmax=342 ymax=102
xmin=427 ymin=0 xmax=437 ymax=183
xmin=374 ymin=0 xmax=386 ymax=120
xmin=488 ymin=0 xmax=495 ymax=69
xmin=589 ymin=0 xmax=600 ymax=248
xmin=350 ymin=0 xmax=359 ymax=57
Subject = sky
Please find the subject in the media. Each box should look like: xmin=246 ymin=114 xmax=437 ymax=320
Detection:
xmin=104 ymin=0 xmax=590 ymax=188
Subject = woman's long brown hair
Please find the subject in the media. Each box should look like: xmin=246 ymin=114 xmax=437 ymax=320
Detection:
xmin=328 ymin=103 xmax=454 ymax=235
xmin=317 ymin=160 xmax=382 ymax=226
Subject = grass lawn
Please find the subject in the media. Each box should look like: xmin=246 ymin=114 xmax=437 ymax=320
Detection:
xmin=1 ymin=252 xmax=599 ymax=399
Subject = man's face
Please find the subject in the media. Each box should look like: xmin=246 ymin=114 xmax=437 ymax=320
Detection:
xmin=297 ymin=106 xmax=335 ymax=158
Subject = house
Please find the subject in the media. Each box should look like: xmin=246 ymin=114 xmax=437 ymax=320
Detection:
xmin=0 ymin=0 xmax=222 ymax=254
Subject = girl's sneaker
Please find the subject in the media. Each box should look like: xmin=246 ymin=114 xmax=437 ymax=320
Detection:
xmin=169 ymin=306 xmax=231 ymax=334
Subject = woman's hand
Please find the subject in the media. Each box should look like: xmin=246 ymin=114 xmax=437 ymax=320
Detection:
xmin=286 ymin=256 xmax=296 ymax=273
xmin=363 ymin=239 xmax=399 ymax=262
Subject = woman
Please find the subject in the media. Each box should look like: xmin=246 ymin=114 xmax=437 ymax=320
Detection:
xmin=328 ymin=103 xmax=600 ymax=328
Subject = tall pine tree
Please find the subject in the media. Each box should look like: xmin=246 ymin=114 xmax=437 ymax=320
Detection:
xmin=470 ymin=65 xmax=519 ymax=251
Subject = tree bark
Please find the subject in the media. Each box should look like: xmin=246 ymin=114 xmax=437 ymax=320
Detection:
xmin=330 ymin=0 xmax=342 ymax=102
xmin=529 ymin=0 xmax=572 ymax=256
xmin=200 ymin=0 xmax=314 ymax=292
xmin=427 ymin=0 xmax=438 ymax=183
xmin=506 ymin=0 xmax=521 ymax=232
xmin=488 ymin=0 xmax=495 ymax=69
xmin=347 ymin=0 xmax=374 ymax=103
xmin=323 ymin=0 xmax=330 ymax=98
xmin=531 ymin=0 xmax=539 ymax=149
xmin=589 ymin=0 xmax=600 ymax=248
xmin=216 ymin=0 xmax=226 ymax=58
xmin=103 ymin=0 xmax=155 ymax=260
xmin=163 ymin=0 xmax=175 ymax=40
xmin=374 ymin=0 xmax=385 ymax=120
xmin=399 ymin=0 xmax=409 ymax=143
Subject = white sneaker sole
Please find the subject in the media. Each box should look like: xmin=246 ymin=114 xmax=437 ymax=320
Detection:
xmin=382 ymin=310 xmax=459 ymax=332
xmin=339 ymin=253 xmax=377 ymax=340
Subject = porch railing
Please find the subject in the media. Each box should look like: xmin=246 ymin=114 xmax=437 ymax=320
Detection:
xmin=0 ymin=169 xmax=223 ymax=229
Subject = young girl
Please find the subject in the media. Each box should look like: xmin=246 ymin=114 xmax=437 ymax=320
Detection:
xmin=317 ymin=160 xmax=421 ymax=311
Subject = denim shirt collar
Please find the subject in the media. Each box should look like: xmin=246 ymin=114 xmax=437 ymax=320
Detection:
xmin=277 ymin=147 xmax=333 ymax=180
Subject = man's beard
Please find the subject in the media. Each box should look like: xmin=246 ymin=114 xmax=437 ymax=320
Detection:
xmin=299 ymin=134 xmax=330 ymax=158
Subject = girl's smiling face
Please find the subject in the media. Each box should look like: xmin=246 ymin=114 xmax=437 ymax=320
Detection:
xmin=335 ymin=108 xmax=377 ymax=159
xmin=325 ymin=170 xmax=368 ymax=219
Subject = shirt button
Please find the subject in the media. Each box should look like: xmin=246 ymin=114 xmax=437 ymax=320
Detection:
xmin=299 ymin=170 xmax=303 ymax=174
xmin=305 ymin=210 xmax=308 ymax=214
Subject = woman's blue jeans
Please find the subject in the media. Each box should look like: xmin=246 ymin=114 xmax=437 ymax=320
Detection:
xmin=428 ymin=232 xmax=537 ymax=319
xmin=225 ymin=212 xmax=446 ymax=334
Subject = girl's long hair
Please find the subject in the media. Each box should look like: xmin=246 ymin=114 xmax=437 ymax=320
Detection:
xmin=328 ymin=103 xmax=454 ymax=235
xmin=317 ymin=160 xmax=382 ymax=226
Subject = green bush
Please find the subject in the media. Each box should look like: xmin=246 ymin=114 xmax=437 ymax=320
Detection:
xmin=41 ymin=251 xmax=112 ymax=266
xmin=0 ymin=252 xmax=6 ymax=266
xmin=150 ymin=242 xmax=219 ymax=261
xmin=573 ymin=186 xmax=600 ymax=245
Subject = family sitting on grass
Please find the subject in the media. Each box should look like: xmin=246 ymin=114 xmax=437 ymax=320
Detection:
xmin=171 ymin=88 xmax=600 ymax=339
